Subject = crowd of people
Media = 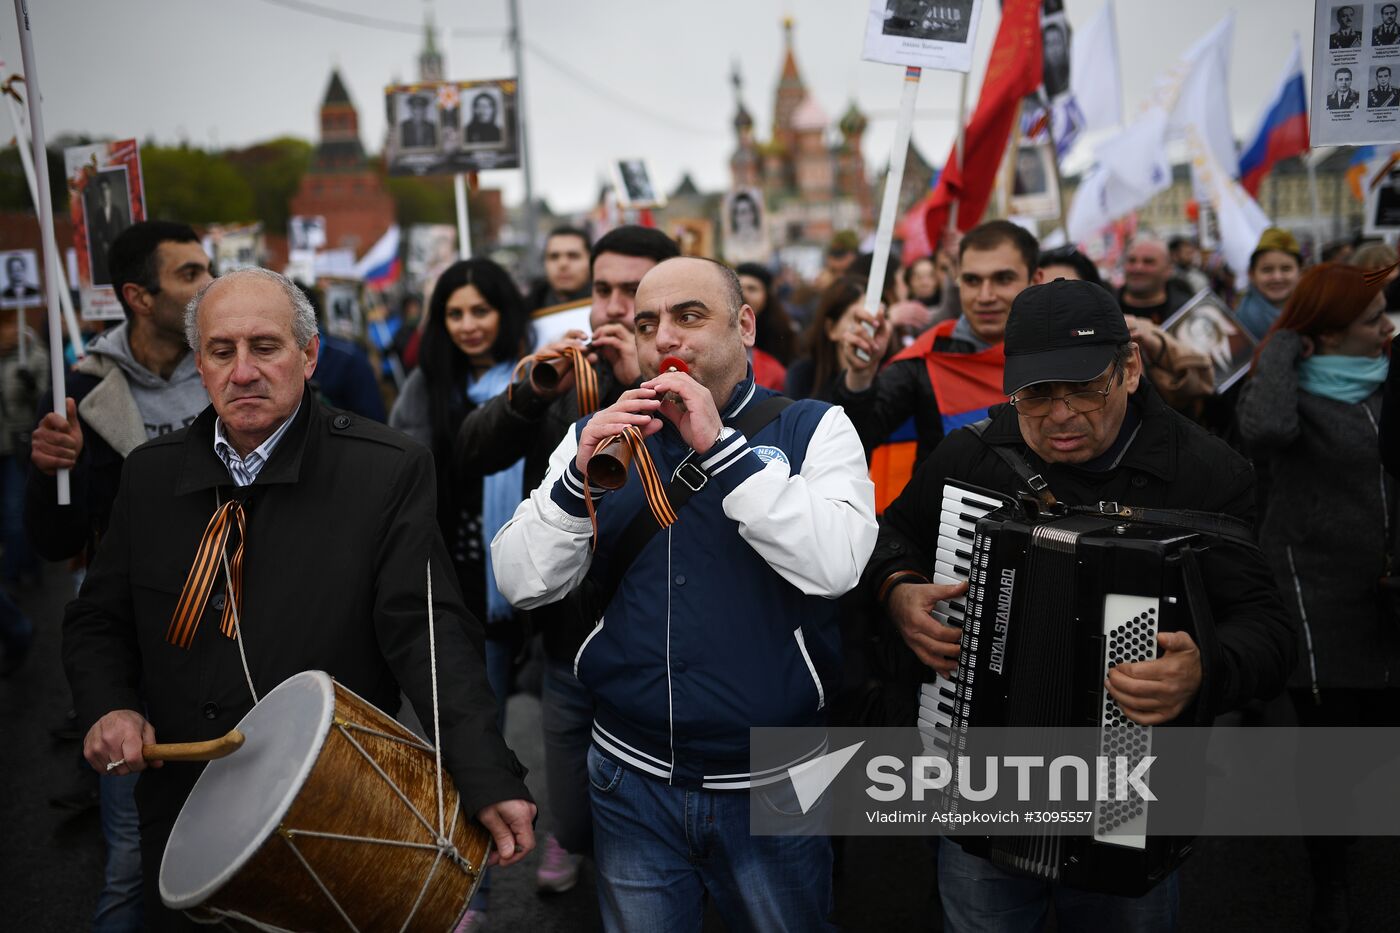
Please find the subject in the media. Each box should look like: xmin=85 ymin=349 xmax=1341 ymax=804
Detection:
xmin=3 ymin=210 xmax=1397 ymax=933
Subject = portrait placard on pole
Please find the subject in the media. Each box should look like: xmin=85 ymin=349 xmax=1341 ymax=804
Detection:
xmin=385 ymin=79 xmax=520 ymax=176
xmin=0 ymin=249 xmax=41 ymax=309
xmin=1311 ymin=0 xmax=1400 ymax=145
xmin=64 ymin=139 xmax=145 ymax=321
xmin=863 ymin=0 xmax=984 ymax=73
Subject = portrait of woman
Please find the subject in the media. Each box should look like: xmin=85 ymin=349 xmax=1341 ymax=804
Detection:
xmin=465 ymin=90 xmax=504 ymax=147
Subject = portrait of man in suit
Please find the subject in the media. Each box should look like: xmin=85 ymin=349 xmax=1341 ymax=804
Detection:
xmin=1332 ymin=5 xmax=1363 ymax=48
xmin=82 ymin=170 xmax=132 ymax=287
xmin=1328 ymin=67 xmax=1361 ymax=109
xmin=399 ymin=93 xmax=438 ymax=150
xmin=1375 ymin=3 xmax=1400 ymax=44
xmin=0 ymin=253 xmax=40 ymax=305
xmin=1371 ymin=66 xmax=1400 ymax=107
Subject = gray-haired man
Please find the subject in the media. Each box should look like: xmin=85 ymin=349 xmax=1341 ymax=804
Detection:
xmin=63 ymin=268 xmax=535 ymax=931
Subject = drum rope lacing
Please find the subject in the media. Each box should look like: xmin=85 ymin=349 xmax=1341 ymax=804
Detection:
xmin=185 ymin=557 xmax=480 ymax=931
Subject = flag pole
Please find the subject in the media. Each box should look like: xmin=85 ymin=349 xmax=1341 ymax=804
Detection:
xmin=864 ymin=67 xmax=923 ymax=320
xmin=12 ymin=0 xmax=69 ymax=504
xmin=2 ymin=76 xmax=84 ymax=357
xmin=946 ymin=72 xmax=970 ymax=234
xmin=1305 ymin=149 xmax=1326 ymax=260
xmin=453 ymin=172 xmax=473 ymax=259
xmin=1042 ymin=102 xmax=1071 ymax=242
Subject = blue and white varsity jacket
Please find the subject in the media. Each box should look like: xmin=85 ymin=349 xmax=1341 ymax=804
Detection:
xmin=492 ymin=375 xmax=877 ymax=788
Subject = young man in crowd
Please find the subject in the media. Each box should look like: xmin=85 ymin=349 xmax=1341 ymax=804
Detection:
xmin=453 ymin=225 xmax=679 ymax=902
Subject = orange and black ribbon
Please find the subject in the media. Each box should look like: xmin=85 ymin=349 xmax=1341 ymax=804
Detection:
xmin=583 ymin=426 xmax=677 ymax=548
xmin=166 ymin=500 xmax=245 ymax=649
xmin=510 ymin=345 xmax=600 ymax=415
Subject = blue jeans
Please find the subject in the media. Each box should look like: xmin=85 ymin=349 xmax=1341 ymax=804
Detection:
xmin=937 ymin=837 xmax=1179 ymax=933
xmin=541 ymin=659 xmax=594 ymax=854
xmin=92 ymin=772 xmax=143 ymax=933
xmin=587 ymin=744 xmax=835 ymax=933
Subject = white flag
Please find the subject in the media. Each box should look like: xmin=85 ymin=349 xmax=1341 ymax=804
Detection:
xmin=1069 ymin=0 xmax=1123 ymax=134
xmin=1067 ymin=109 xmax=1172 ymax=243
xmin=1067 ymin=14 xmax=1241 ymax=242
xmin=1159 ymin=13 xmax=1238 ymax=179
xmin=1175 ymin=33 xmax=1268 ymax=288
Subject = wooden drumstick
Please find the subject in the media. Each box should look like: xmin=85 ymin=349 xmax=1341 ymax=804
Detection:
xmin=143 ymin=729 xmax=246 ymax=763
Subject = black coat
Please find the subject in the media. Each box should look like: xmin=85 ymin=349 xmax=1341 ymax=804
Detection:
xmin=862 ymin=386 xmax=1297 ymax=725
xmin=452 ymin=364 xmax=632 ymax=660
xmin=63 ymin=388 xmax=529 ymax=829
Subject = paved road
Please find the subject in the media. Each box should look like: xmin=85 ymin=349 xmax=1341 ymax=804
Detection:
xmin=4 ymin=564 xmax=1398 ymax=931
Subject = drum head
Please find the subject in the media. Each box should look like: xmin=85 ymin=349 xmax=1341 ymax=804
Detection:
xmin=159 ymin=670 xmax=335 ymax=909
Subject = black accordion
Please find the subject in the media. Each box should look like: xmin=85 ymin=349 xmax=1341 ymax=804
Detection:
xmin=918 ymin=481 xmax=1214 ymax=897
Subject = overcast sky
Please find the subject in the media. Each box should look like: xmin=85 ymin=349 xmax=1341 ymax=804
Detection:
xmin=1 ymin=1 xmax=1315 ymax=216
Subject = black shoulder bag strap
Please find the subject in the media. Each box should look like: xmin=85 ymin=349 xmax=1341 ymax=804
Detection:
xmin=963 ymin=417 xmax=1259 ymax=549
xmin=590 ymin=395 xmax=796 ymax=613
xmin=964 ymin=417 xmax=1060 ymax=512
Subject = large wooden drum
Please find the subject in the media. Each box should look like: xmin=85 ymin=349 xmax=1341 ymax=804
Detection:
xmin=159 ymin=670 xmax=490 ymax=931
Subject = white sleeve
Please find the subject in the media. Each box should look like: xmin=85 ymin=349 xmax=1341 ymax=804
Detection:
xmin=704 ymin=405 xmax=877 ymax=598
xmin=489 ymin=427 xmax=599 ymax=609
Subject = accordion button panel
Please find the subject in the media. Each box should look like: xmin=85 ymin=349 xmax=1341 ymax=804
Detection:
xmin=1093 ymin=593 xmax=1160 ymax=851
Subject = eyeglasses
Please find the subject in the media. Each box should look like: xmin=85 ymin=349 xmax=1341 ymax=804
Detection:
xmin=1009 ymin=361 xmax=1121 ymax=417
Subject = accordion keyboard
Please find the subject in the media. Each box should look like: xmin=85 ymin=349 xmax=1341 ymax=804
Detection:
xmin=916 ymin=484 xmax=1006 ymax=758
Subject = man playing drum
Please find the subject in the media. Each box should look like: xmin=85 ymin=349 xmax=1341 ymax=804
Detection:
xmin=63 ymin=267 xmax=535 ymax=931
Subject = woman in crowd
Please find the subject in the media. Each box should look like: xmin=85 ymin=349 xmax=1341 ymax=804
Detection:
xmin=735 ymin=262 xmax=796 ymax=390
xmin=902 ymin=254 xmax=958 ymax=328
xmin=1235 ymin=227 xmax=1303 ymax=340
xmin=1235 ymin=261 xmax=1398 ymax=929
xmin=784 ymin=276 xmax=895 ymax=401
xmin=388 ymin=258 xmax=531 ymax=931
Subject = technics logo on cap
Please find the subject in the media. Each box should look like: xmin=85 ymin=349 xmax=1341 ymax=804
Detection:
xmin=1072 ymin=329 xmax=1096 ymax=337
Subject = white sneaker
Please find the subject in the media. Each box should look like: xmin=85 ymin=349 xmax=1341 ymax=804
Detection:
xmin=535 ymin=833 xmax=582 ymax=893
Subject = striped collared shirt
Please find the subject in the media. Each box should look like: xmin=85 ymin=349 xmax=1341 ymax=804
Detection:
xmin=213 ymin=402 xmax=301 ymax=487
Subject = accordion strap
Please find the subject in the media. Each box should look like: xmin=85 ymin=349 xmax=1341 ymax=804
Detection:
xmin=964 ymin=418 xmax=1258 ymax=550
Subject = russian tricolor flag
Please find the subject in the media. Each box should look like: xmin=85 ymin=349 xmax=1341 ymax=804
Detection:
xmin=354 ymin=224 xmax=401 ymax=289
xmin=1239 ymin=38 xmax=1309 ymax=197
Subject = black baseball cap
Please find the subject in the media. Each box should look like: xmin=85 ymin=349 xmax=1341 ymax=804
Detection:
xmin=1002 ymin=278 xmax=1130 ymax=394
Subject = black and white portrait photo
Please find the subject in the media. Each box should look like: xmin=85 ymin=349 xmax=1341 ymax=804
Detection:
xmin=1370 ymin=65 xmax=1400 ymax=107
xmin=615 ymin=159 xmax=662 ymax=208
xmin=1375 ymin=2 xmax=1400 ymax=45
xmin=722 ymin=187 xmax=770 ymax=263
xmin=1007 ymin=143 xmax=1059 ymax=220
xmin=729 ymin=191 xmax=762 ymax=238
xmin=1163 ymin=292 xmax=1256 ymax=392
xmin=880 ymin=0 xmax=975 ymax=43
xmin=288 ymin=215 xmax=327 ymax=253
xmin=1013 ymin=146 xmax=1048 ymax=197
xmin=385 ymin=79 xmax=521 ymax=176
xmin=81 ymin=168 xmax=132 ymax=287
xmin=1332 ymin=5 xmax=1364 ymax=48
xmin=1328 ymin=67 xmax=1361 ymax=109
xmin=1042 ymin=20 xmax=1072 ymax=100
xmin=324 ymin=281 xmax=361 ymax=339
xmin=463 ymin=88 xmax=506 ymax=150
xmin=0 ymin=250 xmax=40 ymax=310
xmin=398 ymin=92 xmax=439 ymax=150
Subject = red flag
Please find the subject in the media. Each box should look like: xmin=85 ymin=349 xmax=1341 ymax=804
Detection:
xmin=922 ymin=0 xmax=1044 ymax=248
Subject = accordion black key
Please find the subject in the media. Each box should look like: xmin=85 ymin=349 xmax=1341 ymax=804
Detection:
xmin=918 ymin=481 xmax=1206 ymax=897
